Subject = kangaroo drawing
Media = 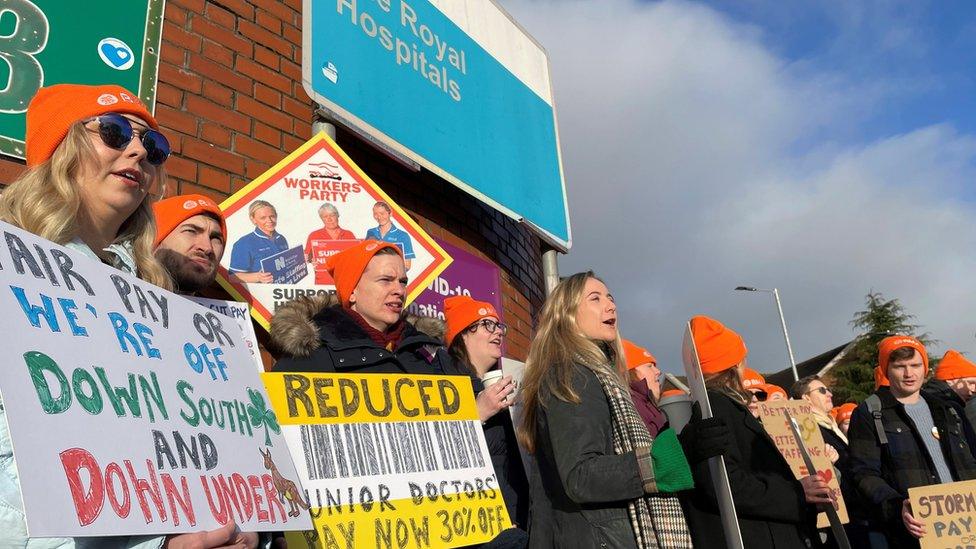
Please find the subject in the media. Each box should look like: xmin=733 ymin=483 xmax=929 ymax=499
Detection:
xmin=260 ymin=448 xmax=310 ymax=517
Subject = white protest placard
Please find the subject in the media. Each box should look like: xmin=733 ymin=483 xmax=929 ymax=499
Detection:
xmin=261 ymin=372 xmax=511 ymax=548
xmin=0 ymin=221 xmax=312 ymax=536
xmin=188 ymin=296 xmax=264 ymax=373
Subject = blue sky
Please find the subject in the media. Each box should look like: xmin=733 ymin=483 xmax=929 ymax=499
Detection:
xmin=707 ymin=2 xmax=976 ymax=149
xmin=502 ymin=0 xmax=976 ymax=378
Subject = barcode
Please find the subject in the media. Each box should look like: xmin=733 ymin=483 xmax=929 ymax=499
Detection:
xmin=299 ymin=420 xmax=486 ymax=480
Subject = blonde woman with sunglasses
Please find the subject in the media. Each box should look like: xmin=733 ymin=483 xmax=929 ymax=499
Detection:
xmin=0 ymin=84 xmax=260 ymax=548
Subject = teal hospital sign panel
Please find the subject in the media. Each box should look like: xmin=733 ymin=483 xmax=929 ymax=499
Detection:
xmin=0 ymin=0 xmax=164 ymax=160
xmin=303 ymin=0 xmax=571 ymax=248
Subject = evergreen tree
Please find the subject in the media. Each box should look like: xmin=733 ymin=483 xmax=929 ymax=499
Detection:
xmin=828 ymin=291 xmax=936 ymax=404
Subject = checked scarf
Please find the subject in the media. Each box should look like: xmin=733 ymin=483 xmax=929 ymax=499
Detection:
xmin=584 ymin=357 xmax=694 ymax=549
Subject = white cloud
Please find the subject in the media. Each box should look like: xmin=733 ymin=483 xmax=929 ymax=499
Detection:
xmin=500 ymin=0 xmax=976 ymax=377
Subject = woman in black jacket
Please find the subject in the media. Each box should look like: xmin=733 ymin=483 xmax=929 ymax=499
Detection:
xmin=442 ymin=295 xmax=529 ymax=547
xmin=518 ymin=272 xmax=694 ymax=548
xmin=679 ymin=315 xmax=834 ymax=549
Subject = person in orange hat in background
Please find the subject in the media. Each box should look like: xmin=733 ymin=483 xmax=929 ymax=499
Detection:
xmin=270 ymin=240 xmax=445 ymax=375
xmin=0 ymin=84 xmax=260 ymax=549
xmin=831 ymin=403 xmax=857 ymax=436
xmin=679 ymin=315 xmax=831 ymax=549
xmin=441 ymin=296 xmax=529 ymax=545
xmin=153 ymin=194 xmax=227 ymax=295
xmin=849 ymin=336 xmax=976 ymax=546
xmin=623 ymin=339 xmax=667 ymax=436
xmin=740 ymin=369 xmax=774 ymax=418
xmin=925 ymin=349 xmax=976 ymax=408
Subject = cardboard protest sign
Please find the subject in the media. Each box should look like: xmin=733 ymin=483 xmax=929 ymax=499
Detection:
xmin=910 ymin=479 xmax=976 ymax=548
xmin=189 ymin=296 xmax=264 ymax=373
xmin=262 ymin=372 xmax=511 ymax=548
xmin=758 ymin=401 xmax=849 ymax=528
xmin=0 ymin=221 xmax=311 ymax=536
xmin=217 ymin=132 xmax=452 ymax=331
xmin=681 ymin=322 xmax=744 ymax=548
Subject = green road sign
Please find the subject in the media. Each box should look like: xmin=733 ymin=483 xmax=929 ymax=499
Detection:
xmin=0 ymin=0 xmax=164 ymax=160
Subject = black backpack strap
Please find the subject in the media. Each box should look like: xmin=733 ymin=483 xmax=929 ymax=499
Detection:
xmin=866 ymin=394 xmax=888 ymax=445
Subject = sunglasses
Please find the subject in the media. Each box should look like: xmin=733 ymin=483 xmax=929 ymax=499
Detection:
xmin=806 ymin=387 xmax=831 ymax=396
xmin=751 ymin=390 xmax=769 ymax=402
xmin=469 ymin=319 xmax=508 ymax=336
xmin=84 ymin=113 xmax=170 ymax=166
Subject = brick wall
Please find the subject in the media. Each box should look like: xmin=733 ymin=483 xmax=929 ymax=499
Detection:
xmin=0 ymin=0 xmax=547 ymax=360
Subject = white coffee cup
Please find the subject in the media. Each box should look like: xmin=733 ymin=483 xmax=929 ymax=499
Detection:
xmin=482 ymin=369 xmax=504 ymax=389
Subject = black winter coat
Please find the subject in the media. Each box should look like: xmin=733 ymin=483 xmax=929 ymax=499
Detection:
xmin=922 ymin=378 xmax=976 ymax=454
xmin=848 ymin=386 xmax=976 ymax=547
xmin=679 ymin=391 xmax=818 ymax=549
xmin=270 ymin=301 xmax=444 ymax=375
xmin=442 ymin=354 xmax=530 ymax=528
xmin=528 ymin=364 xmax=646 ymax=549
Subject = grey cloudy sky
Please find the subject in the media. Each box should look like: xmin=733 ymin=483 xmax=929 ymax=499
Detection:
xmin=500 ymin=0 xmax=976 ymax=377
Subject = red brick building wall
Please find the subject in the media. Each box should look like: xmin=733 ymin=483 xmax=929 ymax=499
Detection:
xmin=0 ymin=0 xmax=547 ymax=360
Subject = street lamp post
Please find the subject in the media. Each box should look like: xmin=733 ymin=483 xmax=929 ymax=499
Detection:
xmin=735 ymin=286 xmax=799 ymax=382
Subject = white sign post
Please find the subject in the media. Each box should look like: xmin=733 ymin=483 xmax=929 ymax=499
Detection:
xmin=0 ymin=221 xmax=311 ymax=536
xmin=681 ymin=321 xmax=744 ymax=549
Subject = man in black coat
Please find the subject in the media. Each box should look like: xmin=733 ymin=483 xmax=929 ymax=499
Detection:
xmin=849 ymin=336 xmax=976 ymax=547
xmin=922 ymin=349 xmax=976 ymax=452
xmin=270 ymin=240 xmax=444 ymax=374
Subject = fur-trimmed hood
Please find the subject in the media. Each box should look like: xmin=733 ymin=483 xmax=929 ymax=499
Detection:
xmin=270 ymin=293 xmax=446 ymax=358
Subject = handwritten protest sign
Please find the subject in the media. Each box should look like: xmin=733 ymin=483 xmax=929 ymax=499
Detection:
xmin=217 ymin=132 xmax=452 ymax=331
xmin=262 ymin=372 xmax=511 ymax=548
xmin=0 ymin=221 xmax=311 ymax=536
xmin=910 ymin=479 xmax=976 ymax=548
xmin=189 ymin=296 xmax=264 ymax=373
xmin=759 ymin=401 xmax=849 ymax=527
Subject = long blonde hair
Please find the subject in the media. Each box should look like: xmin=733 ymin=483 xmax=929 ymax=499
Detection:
xmin=0 ymin=123 xmax=172 ymax=290
xmin=517 ymin=271 xmax=626 ymax=453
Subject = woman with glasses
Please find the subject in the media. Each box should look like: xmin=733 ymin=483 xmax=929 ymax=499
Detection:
xmin=519 ymin=272 xmax=693 ymax=548
xmin=679 ymin=315 xmax=832 ymax=549
xmin=0 ymin=84 xmax=260 ymax=548
xmin=443 ymin=296 xmax=529 ymax=547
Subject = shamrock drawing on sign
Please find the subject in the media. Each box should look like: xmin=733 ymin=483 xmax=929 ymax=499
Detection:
xmin=247 ymin=387 xmax=280 ymax=446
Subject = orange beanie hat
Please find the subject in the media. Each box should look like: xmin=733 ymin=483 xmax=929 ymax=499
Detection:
xmin=873 ymin=366 xmax=889 ymax=389
xmin=764 ymin=384 xmax=788 ymax=400
xmin=935 ymin=350 xmax=976 ymax=381
xmin=876 ymin=335 xmax=928 ymax=387
xmin=690 ymin=315 xmax=748 ymax=375
xmin=152 ymin=194 xmax=226 ymax=247
xmin=444 ymin=296 xmax=499 ymax=345
xmin=742 ymin=367 xmax=765 ymax=389
xmin=26 ymin=84 xmax=158 ymax=167
xmin=660 ymin=388 xmax=688 ymax=399
xmin=325 ymin=240 xmax=402 ymax=306
xmin=831 ymin=403 xmax=857 ymax=424
xmin=622 ymin=339 xmax=657 ymax=370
